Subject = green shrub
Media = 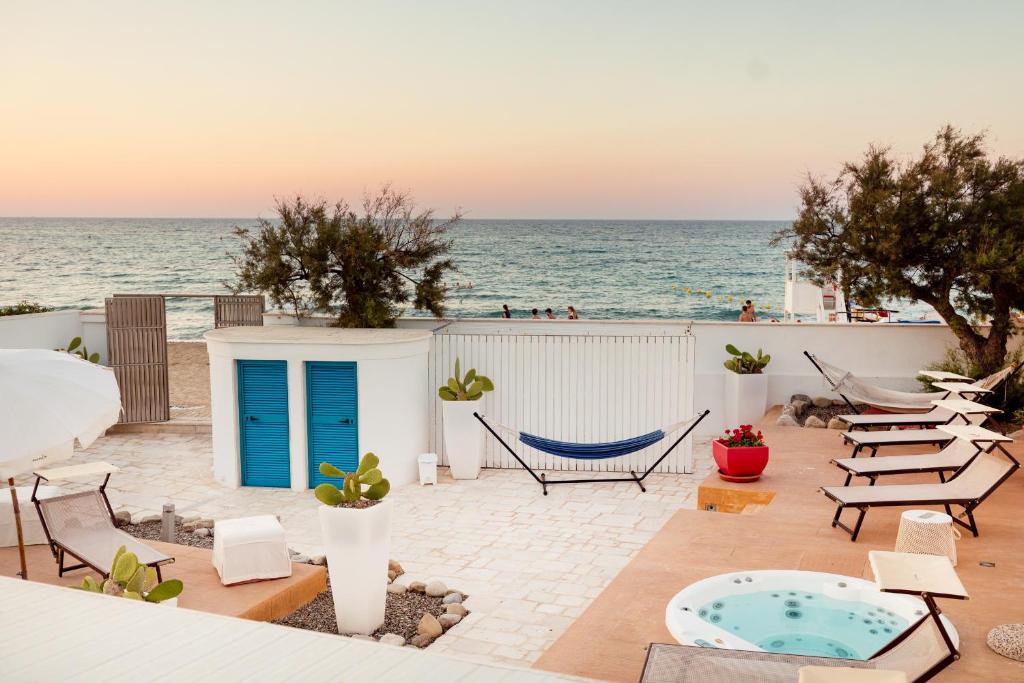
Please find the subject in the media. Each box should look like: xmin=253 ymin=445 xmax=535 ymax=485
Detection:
xmin=0 ymin=301 xmax=52 ymax=317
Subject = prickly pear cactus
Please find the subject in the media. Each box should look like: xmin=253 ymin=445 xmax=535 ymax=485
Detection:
xmin=723 ymin=344 xmax=771 ymax=374
xmin=438 ymin=357 xmax=495 ymax=401
xmin=73 ymin=545 xmax=183 ymax=603
xmin=314 ymin=452 xmax=391 ymax=506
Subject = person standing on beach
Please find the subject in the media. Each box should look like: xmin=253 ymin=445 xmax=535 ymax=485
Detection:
xmin=531 ymin=308 xmax=540 ymax=319
xmin=745 ymin=299 xmax=758 ymax=322
xmin=567 ymin=306 xmax=579 ymax=320
xmin=501 ymin=304 xmax=511 ymax=319
xmin=739 ymin=305 xmax=755 ymax=322
xmin=545 ymin=308 xmax=556 ymax=319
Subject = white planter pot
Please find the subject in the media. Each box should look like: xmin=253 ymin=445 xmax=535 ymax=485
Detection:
xmin=318 ymin=500 xmax=392 ymax=635
xmin=442 ymin=400 xmax=484 ymax=479
xmin=724 ymin=372 xmax=768 ymax=426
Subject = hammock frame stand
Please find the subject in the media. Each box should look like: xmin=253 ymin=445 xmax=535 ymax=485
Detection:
xmin=804 ymin=350 xmax=862 ymax=414
xmin=474 ymin=409 xmax=710 ymax=495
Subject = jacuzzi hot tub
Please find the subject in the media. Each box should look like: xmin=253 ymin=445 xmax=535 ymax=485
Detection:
xmin=666 ymin=570 xmax=958 ymax=660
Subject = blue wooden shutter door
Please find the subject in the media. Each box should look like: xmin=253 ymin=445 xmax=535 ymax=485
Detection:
xmin=307 ymin=361 xmax=358 ymax=488
xmin=237 ymin=360 xmax=290 ymax=487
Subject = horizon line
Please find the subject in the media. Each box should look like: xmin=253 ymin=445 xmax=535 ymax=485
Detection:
xmin=0 ymin=215 xmax=796 ymax=222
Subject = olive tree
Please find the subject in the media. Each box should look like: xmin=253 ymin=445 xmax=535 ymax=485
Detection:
xmin=775 ymin=126 xmax=1024 ymax=373
xmin=232 ymin=188 xmax=458 ymax=328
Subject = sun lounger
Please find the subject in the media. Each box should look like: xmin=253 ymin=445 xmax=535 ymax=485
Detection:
xmin=822 ymin=448 xmax=1019 ymax=540
xmin=31 ymin=462 xmax=173 ymax=579
xmin=641 ymin=552 xmax=965 ymax=682
xmin=832 ymin=426 xmax=1013 ymax=485
xmin=930 ymin=381 xmax=992 ymax=401
xmin=840 ymin=398 xmax=1000 ymax=432
xmin=841 ymin=429 xmax=953 ymax=459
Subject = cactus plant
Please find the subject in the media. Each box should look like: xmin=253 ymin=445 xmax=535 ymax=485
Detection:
xmin=55 ymin=336 xmax=100 ymax=363
xmin=723 ymin=344 xmax=771 ymax=374
xmin=314 ymin=452 xmax=391 ymax=506
xmin=72 ymin=545 xmax=183 ymax=602
xmin=437 ymin=357 xmax=494 ymax=401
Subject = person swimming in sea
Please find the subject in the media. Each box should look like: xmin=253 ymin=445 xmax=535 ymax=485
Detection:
xmin=531 ymin=308 xmax=540 ymax=319
xmin=545 ymin=308 xmax=556 ymax=319
xmin=501 ymin=304 xmax=511 ymax=319
xmin=567 ymin=306 xmax=579 ymax=319
xmin=739 ymin=304 xmax=755 ymax=322
xmin=745 ymin=299 xmax=758 ymax=322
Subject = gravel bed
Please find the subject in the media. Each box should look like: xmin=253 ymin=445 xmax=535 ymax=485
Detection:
xmin=273 ymin=578 xmax=447 ymax=642
xmin=799 ymin=404 xmax=851 ymax=426
xmin=120 ymin=519 xmax=214 ymax=550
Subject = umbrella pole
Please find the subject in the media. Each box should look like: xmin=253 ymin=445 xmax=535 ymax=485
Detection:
xmin=7 ymin=479 xmax=28 ymax=580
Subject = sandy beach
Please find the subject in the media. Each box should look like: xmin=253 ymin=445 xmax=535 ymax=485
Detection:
xmin=168 ymin=341 xmax=210 ymax=419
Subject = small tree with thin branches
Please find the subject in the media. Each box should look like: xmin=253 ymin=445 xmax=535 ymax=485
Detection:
xmin=233 ymin=187 xmax=458 ymax=328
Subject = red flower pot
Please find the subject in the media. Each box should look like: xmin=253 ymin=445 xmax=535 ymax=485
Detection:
xmin=712 ymin=441 xmax=769 ymax=483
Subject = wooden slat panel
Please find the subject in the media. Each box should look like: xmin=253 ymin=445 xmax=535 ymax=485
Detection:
xmin=214 ymin=295 xmax=265 ymax=328
xmin=105 ymin=295 xmax=169 ymax=423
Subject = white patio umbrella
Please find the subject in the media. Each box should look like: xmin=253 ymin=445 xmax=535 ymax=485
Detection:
xmin=0 ymin=349 xmax=122 ymax=579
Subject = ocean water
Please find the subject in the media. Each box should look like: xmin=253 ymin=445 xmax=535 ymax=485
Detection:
xmin=1 ymin=217 xmax=798 ymax=339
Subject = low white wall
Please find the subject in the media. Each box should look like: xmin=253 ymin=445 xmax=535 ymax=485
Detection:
xmin=0 ymin=309 xmax=108 ymax=364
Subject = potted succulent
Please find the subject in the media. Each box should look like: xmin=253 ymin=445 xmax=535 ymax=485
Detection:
xmin=437 ymin=358 xmax=494 ymax=479
xmin=73 ymin=545 xmax=183 ymax=605
xmin=723 ymin=344 xmax=770 ymax=427
xmin=713 ymin=425 xmax=769 ymax=482
xmin=314 ymin=454 xmax=391 ymax=635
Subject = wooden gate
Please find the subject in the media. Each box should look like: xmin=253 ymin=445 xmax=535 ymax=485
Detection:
xmin=105 ymin=295 xmax=169 ymax=423
xmin=214 ymin=295 xmax=264 ymax=328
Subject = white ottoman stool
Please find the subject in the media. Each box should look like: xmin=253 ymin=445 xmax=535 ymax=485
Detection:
xmin=211 ymin=515 xmax=292 ymax=585
xmin=0 ymin=486 xmax=62 ymax=547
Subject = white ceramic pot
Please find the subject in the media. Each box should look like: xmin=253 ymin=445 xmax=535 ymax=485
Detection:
xmin=724 ymin=372 xmax=768 ymax=426
xmin=442 ymin=400 xmax=484 ymax=479
xmin=318 ymin=499 xmax=392 ymax=635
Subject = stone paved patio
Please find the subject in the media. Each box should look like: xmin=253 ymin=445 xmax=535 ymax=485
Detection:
xmin=18 ymin=432 xmax=712 ymax=668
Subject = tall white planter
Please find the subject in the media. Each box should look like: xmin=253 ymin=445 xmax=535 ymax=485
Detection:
xmin=318 ymin=500 xmax=392 ymax=635
xmin=724 ymin=372 xmax=768 ymax=426
xmin=442 ymin=400 xmax=483 ymax=479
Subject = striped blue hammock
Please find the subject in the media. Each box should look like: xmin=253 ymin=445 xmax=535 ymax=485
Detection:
xmin=519 ymin=429 xmax=665 ymax=460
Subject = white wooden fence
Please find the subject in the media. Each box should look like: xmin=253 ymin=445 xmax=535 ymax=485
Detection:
xmin=428 ymin=325 xmax=697 ymax=473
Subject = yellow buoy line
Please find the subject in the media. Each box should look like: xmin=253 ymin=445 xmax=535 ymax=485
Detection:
xmin=670 ymin=284 xmax=775 ymax=311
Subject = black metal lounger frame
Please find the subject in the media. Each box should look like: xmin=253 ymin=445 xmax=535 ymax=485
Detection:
xmin=30 ymin=472 xmax=173 ymax=580
xmin=475 ymin=409 xmax=710 ymax=495
xmin=822 ymin=446 xmax=1020 ymax=541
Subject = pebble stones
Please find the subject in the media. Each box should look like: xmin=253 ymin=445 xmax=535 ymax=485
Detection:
xmin=425 ymin=580 xmax=448 ymax=597
xmin=776 ymin=413 xmax=799 ymax=427
xmin=193 ymin=527 xmax=211 ymax=537
xmin=379 ymin=634 xmax=406 ymax=647
xmin=987 ymin=623 xmax=1024 ymax=662
xmin=826 ymin=416 xmax=849 ymax=430
xmin=417 ymin=613 xmax=443 ymax=638
xmin=409 ymin=634 xmax=433 ymax=648
xmin=387 ymin=582 xmax=408 ymax=595
xmin=438 ymin=613 xmax=462 ymax=629
xmin=113 ymin=511 xmax=132 ymax=526
xmin=812 ymin=396 xmax=833 ymax=408
xmin=804 ymin=415 xmax=827 ymax=428
xmin=445 ymin=603 xmax=468 ymax=617
xmin=442 ymin=592 xmax=463 ymax=605
xmin=408 ymin=581 xmax=427 ymax=594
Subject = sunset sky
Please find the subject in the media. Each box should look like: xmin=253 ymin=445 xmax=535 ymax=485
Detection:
xmin=2 ymin=1 xmax=1022 ymax=219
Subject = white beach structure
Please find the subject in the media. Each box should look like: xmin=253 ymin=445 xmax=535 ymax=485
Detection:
xmin=783 ymin=257 xmax=846 ymax=323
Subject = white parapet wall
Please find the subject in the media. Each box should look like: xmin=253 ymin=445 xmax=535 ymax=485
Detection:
xmin=0 ymin=308 xmax=108 ymax=363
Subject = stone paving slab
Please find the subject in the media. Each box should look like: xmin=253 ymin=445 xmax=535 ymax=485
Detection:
xmin=15 ymin=432 xmax=711 ymax=669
